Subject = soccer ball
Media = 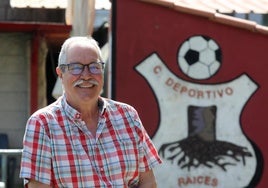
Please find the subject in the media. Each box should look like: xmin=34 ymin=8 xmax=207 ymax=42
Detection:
xmin=178 ymin=35 xmax=222 ymax=80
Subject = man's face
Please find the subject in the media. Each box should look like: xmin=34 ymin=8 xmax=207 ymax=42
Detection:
xmin=57 ymin=42 xmax=104 ymax=107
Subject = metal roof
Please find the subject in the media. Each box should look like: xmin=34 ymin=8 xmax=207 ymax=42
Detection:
xmin=174 ymin=0 xmax=268 ymax=14
xmin=140 ymin=0 xmax=268 ymax=35
xmin=10 ymin=0 xmax=111 ymax=10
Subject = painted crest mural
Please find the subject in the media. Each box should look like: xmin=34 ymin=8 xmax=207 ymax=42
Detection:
xmin=135 ymin=35 xmax=260 ymax=188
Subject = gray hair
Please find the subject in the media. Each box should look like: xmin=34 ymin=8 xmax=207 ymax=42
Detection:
xmin=58 ymin=36 xmax=103 ymax=66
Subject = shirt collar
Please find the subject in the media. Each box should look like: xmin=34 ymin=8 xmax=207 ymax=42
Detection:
xmin=61 ymin=95 xmax=81 ymax=120
xmin=98 ymin=97 xmax=107 ymax=116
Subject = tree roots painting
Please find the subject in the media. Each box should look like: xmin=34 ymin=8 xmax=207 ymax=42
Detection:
xmin=159 ymin=135 xmax=252 ymax=171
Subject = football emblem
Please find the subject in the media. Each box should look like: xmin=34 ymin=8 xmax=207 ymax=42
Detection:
xmin=178 ymin=35 xmax=222 ymax=80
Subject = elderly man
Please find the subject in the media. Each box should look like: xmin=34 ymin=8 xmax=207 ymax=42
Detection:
xmin=20 ymin=36 xmax=161 ymax=188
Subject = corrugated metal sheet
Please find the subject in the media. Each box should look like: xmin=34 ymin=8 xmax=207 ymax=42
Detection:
xmin=175 ymin=0 xmax=268 ymax=13
xmin=10 ymin=0 xmax=111 ymax=10
xmin=140 ymin=0 xmax=268 ymax=34
xmin=10 ymin=0 xmax=67 ymax=8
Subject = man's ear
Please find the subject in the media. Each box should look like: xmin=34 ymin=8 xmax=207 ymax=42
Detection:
xmin=56 ymin=67 xmax=62 ymax=78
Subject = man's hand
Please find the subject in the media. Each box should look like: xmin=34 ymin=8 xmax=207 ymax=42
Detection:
xmin=138 ymin=170 xmax=157 ymax=188
xmin=27 ymin=179 xmax=51 ymax=188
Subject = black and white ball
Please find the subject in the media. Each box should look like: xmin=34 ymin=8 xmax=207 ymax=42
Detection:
xmin=178 ymin=35 xmax=222 ymax=80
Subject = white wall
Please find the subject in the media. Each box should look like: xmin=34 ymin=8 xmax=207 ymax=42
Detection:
xmin=0 ymin=33 xmax=31 ymax=149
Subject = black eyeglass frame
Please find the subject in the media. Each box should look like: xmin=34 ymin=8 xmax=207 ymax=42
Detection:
xmin=59 ymin=62 xmax=105 ymax=75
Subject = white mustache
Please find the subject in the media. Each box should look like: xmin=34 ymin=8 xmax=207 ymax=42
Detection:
xmin=73 ymin=79 xmax=99 ymax=87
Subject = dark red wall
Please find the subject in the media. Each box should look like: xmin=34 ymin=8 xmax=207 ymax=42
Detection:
xmin=112 ymin=0 xmax=268 ymax=187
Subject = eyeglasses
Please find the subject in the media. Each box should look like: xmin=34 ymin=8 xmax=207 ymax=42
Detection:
xmin=60 ymin=62 xmax=105 ymax=75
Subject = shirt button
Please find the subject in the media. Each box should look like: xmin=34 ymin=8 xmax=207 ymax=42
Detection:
xmin=100 ymin=167 xmax=104 ymax=172
xmin=75 ymin=113 xmax=81 ymax=119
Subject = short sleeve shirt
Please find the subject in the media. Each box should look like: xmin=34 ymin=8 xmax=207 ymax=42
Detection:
xmin=20 ymin=96 xmax=162 ymax=188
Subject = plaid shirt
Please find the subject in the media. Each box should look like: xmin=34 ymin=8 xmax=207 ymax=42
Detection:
xmin=20 ymin=96 xmax=161 ymax=188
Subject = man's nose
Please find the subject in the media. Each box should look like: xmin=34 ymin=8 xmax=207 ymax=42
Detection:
xmin=81 ymin=65 xmax=92 ymax=77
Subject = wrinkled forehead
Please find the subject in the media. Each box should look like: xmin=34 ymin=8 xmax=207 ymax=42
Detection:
xmin=68 ymin=44 xmax=99 ymax=62
xmin=68 ymin=40 xmax=99 ymax=57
